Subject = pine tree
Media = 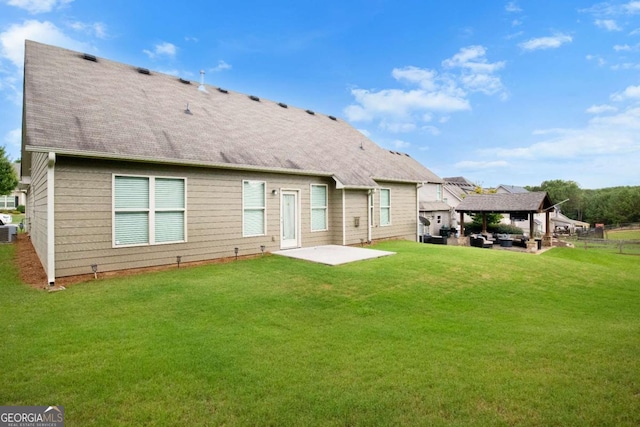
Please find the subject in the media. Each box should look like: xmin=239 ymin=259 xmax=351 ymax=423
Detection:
xmin=0 ymin=146 xmax=19 ymax=196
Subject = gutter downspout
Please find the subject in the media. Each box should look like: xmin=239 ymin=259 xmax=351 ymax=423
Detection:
xmin=416 ymin=183 xmax=423 ymax=242
xmin=47 ymin=152 xmax=56 ymax=286
xmin=367 ymin=189 xmax=375 ymax=243
xmin=342 ymin=189 xmax=346 ymax=246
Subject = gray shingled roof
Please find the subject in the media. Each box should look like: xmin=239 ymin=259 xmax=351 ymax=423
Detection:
xmin=497 ymin=184 xmax=529 ymax=194
xmin=22 ymin=41 xmax=442 ymax=188
xmin=455 ymin=192 xmax=553 ymax=213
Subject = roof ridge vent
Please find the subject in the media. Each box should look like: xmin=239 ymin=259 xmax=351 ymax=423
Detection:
xmin=249 ymin=95 xmax=260 ymax=101
xmin=137 ymin=67 xmax=150 ymax=75
xmin=179 ymin=78 xmax=191 ymax=85
xmin=278 ymin=102 xmax=288 ymax=108
xmin=217 ymin=88 xmax=229 ymax=94
xmin=306 ymin=109 xmax=315 ymax=115
xmin=82 ymin=53 xmax=97 ymax=62
xmin=328 ymin=115 xmax=337 ymax=121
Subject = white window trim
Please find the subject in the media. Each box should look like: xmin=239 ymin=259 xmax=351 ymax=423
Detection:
xmin=112 ymin=174 xmax=187 ymax=248
xmin=0 ymin=195 xmax=16 ymax=209
xmin=310 ymin=184 xmax=328 ymax=232
xmin=380 ymin=188 xmax=391 ymax=226
xmin=242 ymin=180 xmax=267 ymax=237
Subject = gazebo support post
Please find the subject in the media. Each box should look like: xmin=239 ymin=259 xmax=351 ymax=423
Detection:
xmin=459 ymin=211 xmax=467 ymax=246
xmin=527 ymin=212 xmax=538 ymax=252
xmin=482 ymin=213 xmax=488 ymax=235
xmin=543 ymin=210 xmax=552 ymax=247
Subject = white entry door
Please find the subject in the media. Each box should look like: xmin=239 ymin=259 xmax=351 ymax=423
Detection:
xmin=280 ymin=191 xmax=299 ymax=249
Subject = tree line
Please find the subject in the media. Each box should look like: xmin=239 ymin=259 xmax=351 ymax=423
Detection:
xmin=526 ymin=180 xmax=640 ymax=226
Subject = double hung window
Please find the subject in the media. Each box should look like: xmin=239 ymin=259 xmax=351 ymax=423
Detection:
xmin=113 ymin=175 xmax=186 ymax=247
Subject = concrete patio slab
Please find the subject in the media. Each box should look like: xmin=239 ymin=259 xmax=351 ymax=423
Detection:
xmin=273 ymin=245 xmax=395 ymax=266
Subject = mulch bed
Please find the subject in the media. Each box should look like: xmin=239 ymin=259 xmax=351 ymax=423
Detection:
xmin=16 ymin=234 xmax=48 ymax=289
xmin=15 ymin=233 xmax=261 ymax=290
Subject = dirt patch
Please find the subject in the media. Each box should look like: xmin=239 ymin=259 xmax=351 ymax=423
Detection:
xmin=16 ymin=234 xmax=48 ymax=289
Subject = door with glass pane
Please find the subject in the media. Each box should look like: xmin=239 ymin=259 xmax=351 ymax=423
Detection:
xmin=280 ymin=191 xmax=299 ymax=249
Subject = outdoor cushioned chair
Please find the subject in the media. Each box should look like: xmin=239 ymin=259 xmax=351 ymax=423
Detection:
xmin=470 ymin=235 xmax=493 ymax=249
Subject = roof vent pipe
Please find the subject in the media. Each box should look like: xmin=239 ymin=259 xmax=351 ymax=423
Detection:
xmin=198 ymin=70 xmax=208 ymax=93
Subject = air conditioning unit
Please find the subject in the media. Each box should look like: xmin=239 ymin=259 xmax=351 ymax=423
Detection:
xmin=0 ymin=225 xmax=18 ymax=243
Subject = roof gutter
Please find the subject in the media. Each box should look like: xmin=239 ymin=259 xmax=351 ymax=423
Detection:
xmin=25 ymin=146 xmax=337 ymax=181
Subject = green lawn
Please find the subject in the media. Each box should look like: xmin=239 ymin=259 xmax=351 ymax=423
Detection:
xmin=607 ymin=229 xmax=640 ymax=240
xmin=1 ymin=241 xmax=638 ymax=426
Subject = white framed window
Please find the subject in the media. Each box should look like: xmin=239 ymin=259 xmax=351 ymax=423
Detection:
xmin=436 ymin=184 xmax=443 ymax=201
xmin=0 ymin=196 xmax=16 ymax=209
xmin=243 ymin=180 xmax=266 ymax=236
xmin=380 ymin=188 xmax=391 ymax=226
xmin=310 ymin=184 xmax=328 ymax=232
xmin=113 ymin=175 xmax=186 ymax=247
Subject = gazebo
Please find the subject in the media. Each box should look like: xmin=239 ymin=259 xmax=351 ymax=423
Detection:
xmin=455 ymin=192 xmax=554 ymax=248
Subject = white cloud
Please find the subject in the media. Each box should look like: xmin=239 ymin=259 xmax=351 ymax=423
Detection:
xmin=595 ymin=19 xmax=622 ymax=31
xmin=442 ymin=45 xmax=505 ymax=74
xmin=392 ymin=139 xmax=411 ymax=149
xmin=581 ymin=1 xmax=640 ymax=16
xmin=346 ymin=87 xmax=470 ymax=122
xmin=344 ymin=45 xmax=507 ymax=136
xmin=422 ymin=125 xmax=441 ymax=136
xmin=210 ymin=60 xmax=231 ymax=72
xmin=68 ymin=21 xmax=107 ymax=39
xmin=586 ymin=104 xmax=617 ymax=114
xmin=478 ymin=107 xmax=640 ymax=161
xmin=392 ymin=66 xmax=438 ymax=90
xmin=455 ymin=160 xmax=509 ymax=169
xmin=610 ymin=62 xmax=640 ymax=70
xmin=143 ymin=42 xmax=177 ymax=59
xmin=614 ymin=44 xmax=631 ymax=51
xmin=505 ymin=1 xmax=522 ymax=13
xmin=586 ymin=54 xmax=606 ymax=66
xmin=0 ymin=20 xmax=87 ymax=68
xmin=624 ymin=1 xmax=640 ymax=14
xmin=519 ymin=33 xmax=572 ymax=51
xmin=610 ymin=85 xmax=640 ymax=101
xmin=3 ymin=0 xmax=73 ymax=14
xmin=3 ymin=128 xmax=21 ymax=150
xmin=379 ymin=120 xmax=417 ymax=133
xmin=506 ymin=30 xmax=524 ymax=40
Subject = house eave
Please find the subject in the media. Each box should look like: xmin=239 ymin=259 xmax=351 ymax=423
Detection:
xmin=25 ymin=146 xmax=338 ymax=180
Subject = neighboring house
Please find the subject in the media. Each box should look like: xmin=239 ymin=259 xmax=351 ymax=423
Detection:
xmin=417 ymin=177 xmax=451 ymax=236
xmin=550 ymin=210 xmax=589 ymax=234
xmin=21 ymin=41 xmax=439 ymax=284
xmin=495 ymin=184 xmax=529 ymax=194
xmin=434 ymin=176 xmax=478 ymax=231
xmin=0 ymin=163 xmax=26 ymax=211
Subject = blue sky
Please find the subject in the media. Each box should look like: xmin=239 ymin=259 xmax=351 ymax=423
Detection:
xmin=1 ymin=0 xmax=639 ymax=189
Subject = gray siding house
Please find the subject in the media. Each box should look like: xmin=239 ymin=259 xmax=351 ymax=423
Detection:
xmin=21 ymin=41 xmax=441 ymax=284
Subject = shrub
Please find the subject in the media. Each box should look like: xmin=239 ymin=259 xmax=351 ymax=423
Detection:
xmin=17 ymin=205 xmax=25 ymax=213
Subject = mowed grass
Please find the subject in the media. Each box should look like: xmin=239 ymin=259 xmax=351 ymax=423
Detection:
xmin=1 ymin=241 xmax=639 ymax=426
xmin=607 ymin=229 xmax=640 ymax=240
